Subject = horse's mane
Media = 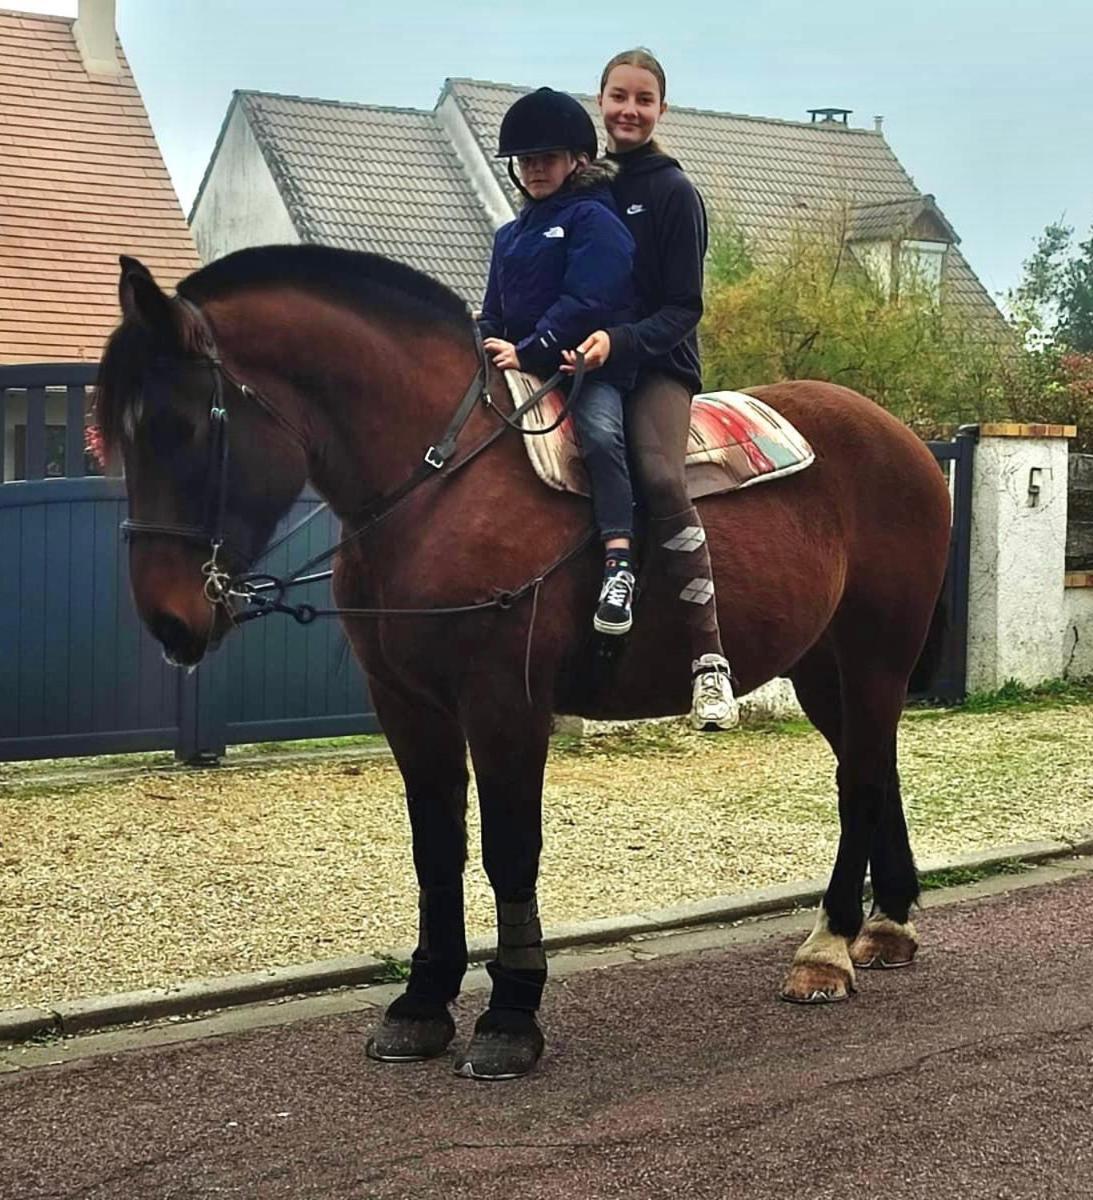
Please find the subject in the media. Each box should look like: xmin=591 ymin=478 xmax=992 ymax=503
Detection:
xmin=179 ymin=244 xmax=472 ymax=334
xmin=95 ymin=245 xmax=474 ymax=456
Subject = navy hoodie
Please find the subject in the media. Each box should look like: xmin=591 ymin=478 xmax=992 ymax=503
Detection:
xmin=478 ymin=162 xmax=637 ymax=389
xmin=605 ymin=143 xmax=709 ymax=394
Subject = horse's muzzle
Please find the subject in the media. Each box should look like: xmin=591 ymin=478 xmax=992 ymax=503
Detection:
xmin=148 ymin=610 xmax=215 ymax=667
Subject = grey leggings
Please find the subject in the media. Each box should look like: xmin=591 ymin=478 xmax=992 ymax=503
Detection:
xmin=625 ymin=371 xmax=727 ymax=664
xmin=624 ymin=371 xmax=694 ymax=518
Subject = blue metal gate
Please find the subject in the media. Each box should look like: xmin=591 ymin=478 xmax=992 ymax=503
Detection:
xmin=0 ymin=363 xmax=377 ymax=763
xmin=918 ymin=426 xmax=976 ymax=702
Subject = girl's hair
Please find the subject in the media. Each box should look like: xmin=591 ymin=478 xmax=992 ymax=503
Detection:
xmin=599 ymin=48 xmax=667 ymax=154
xmin=599 ymin=47 xmax=667 ymax=102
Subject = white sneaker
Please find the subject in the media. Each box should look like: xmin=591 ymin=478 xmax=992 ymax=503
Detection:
xmin=690 ymin=653 xmax=740 ymax=731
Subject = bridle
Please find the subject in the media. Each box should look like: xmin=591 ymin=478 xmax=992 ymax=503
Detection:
xmin=120 ymin=296 xmax=592 ymax=631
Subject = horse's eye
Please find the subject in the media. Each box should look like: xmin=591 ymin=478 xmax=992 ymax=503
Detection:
xmin=146 ymin=407 xmax=196 ymax=454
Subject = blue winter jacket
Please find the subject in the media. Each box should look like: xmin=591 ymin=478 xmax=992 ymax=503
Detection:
xmin=478 ymin=162 xmax=638 ymax=389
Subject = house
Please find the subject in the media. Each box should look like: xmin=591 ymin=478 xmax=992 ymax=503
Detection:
xmin=190 ymin=77 xmax=1000 ymax=326
xmin=0 ymin=0 xmax=199 ymax=478
xmin=0 ymin=1 xmax=199 ymax=363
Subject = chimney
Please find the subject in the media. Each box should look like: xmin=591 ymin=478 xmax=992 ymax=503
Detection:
xmin=74 ymin=0 xmax=120 ymax=78
xmin=807 ymin=107 xmax=852 ymax=126
xmin=874 ymin=115 xmax=885 ymax=133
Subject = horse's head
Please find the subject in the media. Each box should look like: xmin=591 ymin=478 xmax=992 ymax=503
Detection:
xmin=96 ymin=257 xmax=309 ymax=666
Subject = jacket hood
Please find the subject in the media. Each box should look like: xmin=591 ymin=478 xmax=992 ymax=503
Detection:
xmin=607 ymin=143 xmax=682 ymax=175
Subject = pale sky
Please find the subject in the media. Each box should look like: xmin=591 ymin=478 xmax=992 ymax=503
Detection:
xmin=14 ymin=0 xmax=1093 ymax=300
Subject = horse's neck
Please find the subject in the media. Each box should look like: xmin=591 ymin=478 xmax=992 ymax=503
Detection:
xmin=206 ymin=289 xmax=481 ymax=518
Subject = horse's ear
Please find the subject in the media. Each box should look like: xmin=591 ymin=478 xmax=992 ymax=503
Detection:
xmin=118 ymin=258 xmax=177 ymax=341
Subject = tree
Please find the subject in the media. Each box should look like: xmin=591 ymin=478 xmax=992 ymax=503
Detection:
xmin=1008 ymin=221 xmax=1093 ymax=352
xmin=701 ymin=212 xmax=1006 ymax=439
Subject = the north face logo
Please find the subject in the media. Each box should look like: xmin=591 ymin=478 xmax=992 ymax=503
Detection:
xmin=543 ymin=226 xmax=565 ymax=239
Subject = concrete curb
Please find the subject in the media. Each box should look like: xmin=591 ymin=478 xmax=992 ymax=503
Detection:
xmin=4 ymin=835 xmax=1091 ymax=1047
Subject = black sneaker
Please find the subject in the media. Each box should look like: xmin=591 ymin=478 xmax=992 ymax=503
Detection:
xmin=593 ymin=568 xmax=635 ymax=635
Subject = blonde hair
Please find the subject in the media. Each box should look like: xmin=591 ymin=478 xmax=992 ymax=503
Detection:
xmin=599 ymin=48 xmax=667 ymax=102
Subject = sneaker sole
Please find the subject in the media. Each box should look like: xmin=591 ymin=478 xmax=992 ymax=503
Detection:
xmin=593 ymin=614 xmax=632 ymax=636
xmin=690 ymin=713 xmax=741 ymax=732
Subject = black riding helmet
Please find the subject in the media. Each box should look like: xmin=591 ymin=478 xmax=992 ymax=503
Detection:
xmin=496 ymin=88 xmax=598 ymax=189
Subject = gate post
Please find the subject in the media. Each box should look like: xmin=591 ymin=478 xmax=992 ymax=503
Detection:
xmin=966 ymin=422 xmax=1075 ymax=692
xmin=176 ymin=651 xmax=227 ymax=765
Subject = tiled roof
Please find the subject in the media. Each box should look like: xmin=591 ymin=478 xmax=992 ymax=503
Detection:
xmin=237 ymin=91 xmax=496 ymax=302
xmin=0 ymin=9 xmax=199 ymax=363
xmin=444 ymin=78 xmax=1001 ymax=324
xmin=848 ymin=195 xmax=959 ymax=244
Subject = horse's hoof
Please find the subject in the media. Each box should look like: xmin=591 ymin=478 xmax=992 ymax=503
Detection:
xmin=365 ymin=994 xmax=455 ymax=1062
xmin=850 ymin=918 xmax=918 ymax=970
xmin=454 ymin=1008 xmax=544 ymax=1081
xmin=779 ymin=960 xmax=855 ymax=1004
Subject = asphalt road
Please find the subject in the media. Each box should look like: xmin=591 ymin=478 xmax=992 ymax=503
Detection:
xmin=3 ymin=865 xmax=1093 ymax=1199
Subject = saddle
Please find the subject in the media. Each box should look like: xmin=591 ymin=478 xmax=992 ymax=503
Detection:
xmin=505 ymin=372 xmax=815 ymax=500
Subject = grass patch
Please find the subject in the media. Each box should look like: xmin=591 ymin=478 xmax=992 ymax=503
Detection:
xmin=374 ymin=955 xmax=412 ymax=984
xmin=550 ymin=713 xmax=814 ymax=759
xmin=960 ymin=678 xmax=1093 ymax=714
xmin=226 ymin=734 xmax=388 ymax=758
xmin=918 ymin=858 xmax=1032 ymax=891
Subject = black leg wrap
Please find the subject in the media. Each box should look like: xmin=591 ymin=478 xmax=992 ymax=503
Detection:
xmin=486 ymin=895 xmax=546 ymax=1011
xmin=405 ymin=884 xmax=467 ymax=1005
xmin=485 ymin=959 xmax=547 ymax=1013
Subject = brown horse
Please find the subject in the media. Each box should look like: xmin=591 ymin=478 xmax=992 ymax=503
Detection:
xmin=96 ymin=245 xmax=951 ymax=1080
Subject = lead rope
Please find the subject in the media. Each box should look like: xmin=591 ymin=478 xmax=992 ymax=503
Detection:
xmin=524 ymin=576 xmax=544 ymax=706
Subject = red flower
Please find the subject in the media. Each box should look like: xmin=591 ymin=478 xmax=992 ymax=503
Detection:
xmin=84 ymin=424 xmax=107 ymax=468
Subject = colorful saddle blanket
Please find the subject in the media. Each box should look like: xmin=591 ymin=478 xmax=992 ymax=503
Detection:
xmin=505 ymin=372 xmax=815 ymax=500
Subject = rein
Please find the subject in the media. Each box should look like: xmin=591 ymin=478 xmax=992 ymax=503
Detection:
xmin=121 ymin=298 xmax=593 ymax=633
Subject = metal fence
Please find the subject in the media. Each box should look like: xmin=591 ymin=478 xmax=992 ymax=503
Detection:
xmin=0 ymin=362 xmax=377 ymax=763
xmin=1068 ymin=453 xmax=1093 ymax=571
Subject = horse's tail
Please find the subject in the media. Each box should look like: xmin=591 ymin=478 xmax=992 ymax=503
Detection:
xmin=908 ymin=589 xmax=949 ymax=695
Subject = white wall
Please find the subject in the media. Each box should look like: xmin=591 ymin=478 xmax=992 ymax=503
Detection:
xmin=966 ymin=431 xmax=1071 ymax=691
xmin=189 ymin=102 xmax=300 ymax=265
xmin=1064 ymin=585 xmax=1093 ymax=680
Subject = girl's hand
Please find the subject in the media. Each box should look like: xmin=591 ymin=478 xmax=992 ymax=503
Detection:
xmin=562 ymin=330 xmax=611 ymax=373
xmin=483 ymin=338 xmax=521 ymax=371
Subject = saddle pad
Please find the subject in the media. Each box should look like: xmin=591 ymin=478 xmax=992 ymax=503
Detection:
xmin=505 ymin=372 xmax=815 ymax=500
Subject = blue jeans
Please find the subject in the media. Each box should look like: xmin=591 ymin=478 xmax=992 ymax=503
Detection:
xmin=570 ymin=381 xmax=634 ymax=542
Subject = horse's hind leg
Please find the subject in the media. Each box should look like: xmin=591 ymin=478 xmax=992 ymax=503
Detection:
xmin=781 ymin=657 xmax=908 ymax=1003
xmin=850 ymin=744 xmax=920 ymax=969
xmin=365 ymin=678 xmax=470 ymax=1062
xmin=788 ymin=648 xmax=919 ymax=980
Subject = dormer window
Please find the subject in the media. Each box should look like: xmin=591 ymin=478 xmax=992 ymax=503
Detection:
xmin=846 ymin=195 xmax=957 ymax=303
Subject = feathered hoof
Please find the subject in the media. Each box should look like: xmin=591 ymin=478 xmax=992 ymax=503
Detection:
xmin=365 ymin=994 xmax=455 ymax=1062
xmin=850 ymin=919 xmax=918 ymax=970
xmin=779 ymin=960 xmax=855 ymax=1004
xmin=454 ymin=1008 xmax=544 ymax=1081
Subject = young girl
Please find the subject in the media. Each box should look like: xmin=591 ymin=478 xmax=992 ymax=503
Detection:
xmin=563 ymin=48 xmax=739 ymax=729
xmin=478 ymin=87 xmax=639 ymax=635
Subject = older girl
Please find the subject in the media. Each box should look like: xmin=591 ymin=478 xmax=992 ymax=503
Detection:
xmin=564 ymin=48 xmax=738 ymax=729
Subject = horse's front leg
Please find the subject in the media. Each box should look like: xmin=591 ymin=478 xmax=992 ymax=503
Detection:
xmin=457 ymin=694 xmax=554 ymax=1080
xmin=365 ymin=677 xmax=470 ymax=1062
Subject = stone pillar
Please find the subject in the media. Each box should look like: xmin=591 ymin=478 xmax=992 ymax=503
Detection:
xmin=966 ymin=423 xmax=1075 ymax=692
